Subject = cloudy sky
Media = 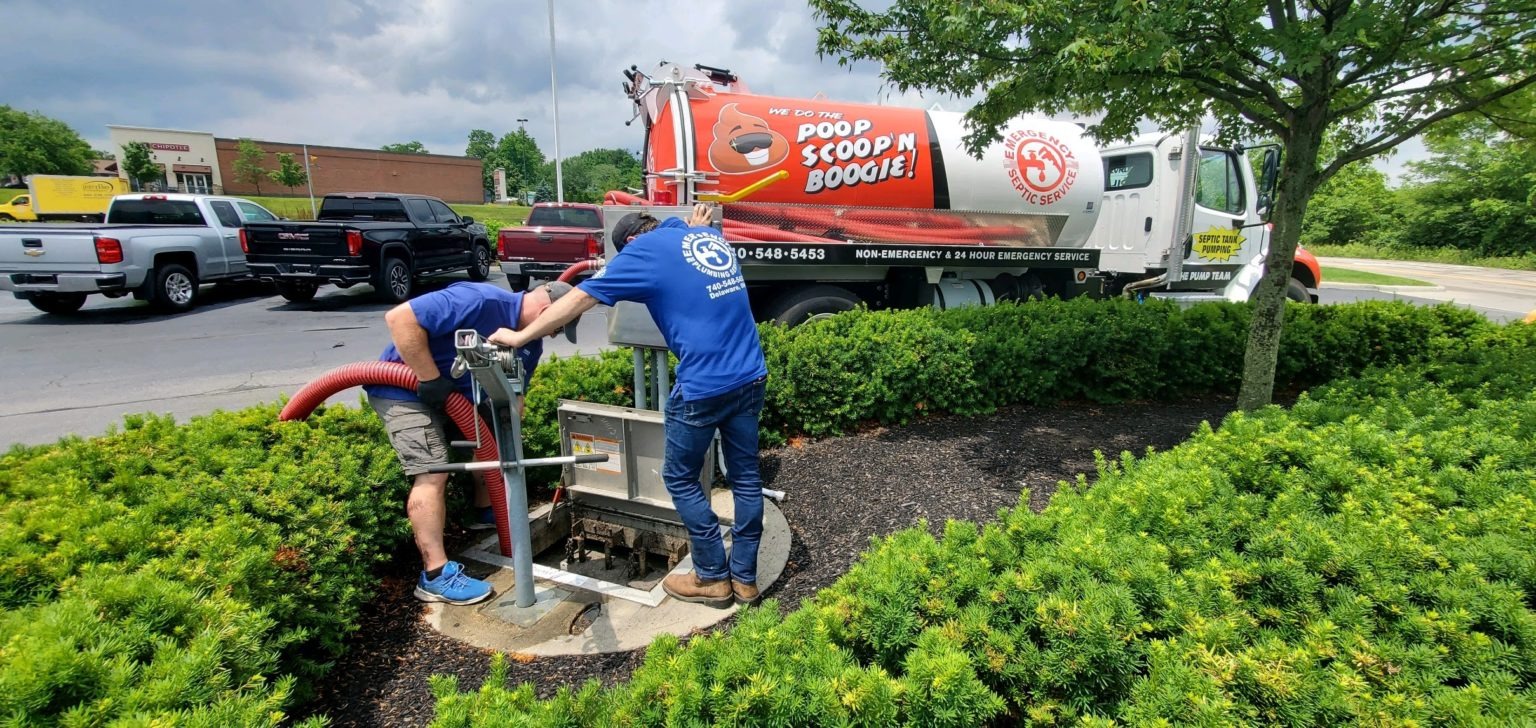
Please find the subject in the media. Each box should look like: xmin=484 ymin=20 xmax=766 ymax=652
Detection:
xmin=12 ymin=0 xmax=1421 ymax=179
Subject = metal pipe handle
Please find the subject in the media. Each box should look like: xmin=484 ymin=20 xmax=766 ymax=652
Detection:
xmin=424 ymin=453 xmax=610 ymax=474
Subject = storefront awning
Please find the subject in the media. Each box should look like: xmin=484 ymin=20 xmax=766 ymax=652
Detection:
xmin=172 ymin=164 xmax=213 ymax=174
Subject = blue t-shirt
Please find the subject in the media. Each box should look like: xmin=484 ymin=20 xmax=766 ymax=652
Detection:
xmin=364 ymin=282 xmax=542 ymax=402
xmin=579 ymin=217 xmax=766 ymax=401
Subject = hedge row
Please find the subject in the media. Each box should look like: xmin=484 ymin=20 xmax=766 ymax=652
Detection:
xmin=430 ymin=322 xmax=1536 ymax=725
xmin=0 ymin=299 xmax=1515 ymax=725
xmin=0 ymin=405 xmax=407 ymax=726
xmin=520 ymin=298 xmax=1492 ymax=463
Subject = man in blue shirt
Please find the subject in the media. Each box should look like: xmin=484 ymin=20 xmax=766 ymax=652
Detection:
xmin=366 ymin=280 xmax=575 ymax=606
xmin=492 ymin=203 xmax=768 ymax=609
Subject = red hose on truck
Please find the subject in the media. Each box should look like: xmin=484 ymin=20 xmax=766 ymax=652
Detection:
xmin=278 ymin=361 xmax=515 ymax=557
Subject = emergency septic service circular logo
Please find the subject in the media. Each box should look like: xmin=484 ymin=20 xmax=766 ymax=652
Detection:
xmin=1003 ymin=129 xmax=1079 ymax=205
xmin=681 ymin=231 xmax=737 ymax=278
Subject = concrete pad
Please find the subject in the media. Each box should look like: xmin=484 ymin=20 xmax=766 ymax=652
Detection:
xmin=421 ymin=491 xmax=791 ymax=656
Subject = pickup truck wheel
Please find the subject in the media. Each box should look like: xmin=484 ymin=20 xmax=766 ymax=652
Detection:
xmin=278 ymin=280 xmax=319 ymax=303
xmin=376 ymin=256 xmax=413 ymax=303
xmin=150 ymin=263 xmax=199 ymax=312
xmin=27 ymin=292 xmax=87 ymax=315
xmin=467 ymin=244 xmax=492 ymax=281
xmin=1286 ymin=277 xmax=1312 ymax=303
xmin=765 ymin=285 xmax=861 ymax=326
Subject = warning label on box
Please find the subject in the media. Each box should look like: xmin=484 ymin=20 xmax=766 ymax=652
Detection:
xmin=570 ymin=433 xmax=622 ymax=475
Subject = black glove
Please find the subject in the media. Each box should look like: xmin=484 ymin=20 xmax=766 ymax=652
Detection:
xmin=417 ymin=377 xmax=456 ymax=411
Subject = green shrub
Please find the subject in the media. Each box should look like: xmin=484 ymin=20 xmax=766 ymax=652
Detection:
xmin=0 ymin=403 xmax=406 ymax=726
xmin=431 ymin=325 xmax=1536 ymax=725
xmin=2 ymin=299 xmax=1524 ymax=725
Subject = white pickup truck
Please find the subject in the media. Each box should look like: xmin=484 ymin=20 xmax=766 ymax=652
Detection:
xmin=0 ymin=193 xmax=280 ymax=314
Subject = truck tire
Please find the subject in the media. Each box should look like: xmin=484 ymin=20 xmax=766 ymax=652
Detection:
xmin=1286 ymin=277 xmax=1311 ymax=303
xmin=505 ymin=273 xmax=531 ymax=292
xmin=376 ymin=256 xmax=414 ymax=303
xmin=765 ymin=285 xmax=860 ymax=326
xmin=468 ymin=243 xmax=492 ymax=282
xmin=278 ymin=280 xmax=319 ymax=303
xmin=150 ymin=263 xmax=199 ymax=313
xmin=27 ymin=292 xmax=87 ymax=315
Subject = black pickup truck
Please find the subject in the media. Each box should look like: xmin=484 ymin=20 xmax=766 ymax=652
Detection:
xmin=242 ymin=193 xmax=493 ymax=303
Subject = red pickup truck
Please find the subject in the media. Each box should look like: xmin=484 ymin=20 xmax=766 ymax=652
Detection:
xmin=496 ymin=203 xmax=603 ymax=291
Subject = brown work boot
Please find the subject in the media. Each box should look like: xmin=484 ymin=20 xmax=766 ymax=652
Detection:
xmin=662 ymin=571 xmax=733 ymax=608
xmin=732 ymin=580 xmax=760 ymax=606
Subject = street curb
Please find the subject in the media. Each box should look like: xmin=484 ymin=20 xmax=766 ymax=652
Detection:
xmin=1321 ymin=282 xmax=1445 ymax=293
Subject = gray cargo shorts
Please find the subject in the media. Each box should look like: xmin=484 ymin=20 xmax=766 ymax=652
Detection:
xmin=369 ymin=396 xmax=452 ymax=477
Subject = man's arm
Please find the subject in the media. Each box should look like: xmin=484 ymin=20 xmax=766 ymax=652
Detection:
xmin=488 ymin=287 xmax=599 ymax=350
xmin=385 ymin=303 xmax=443 ymax=381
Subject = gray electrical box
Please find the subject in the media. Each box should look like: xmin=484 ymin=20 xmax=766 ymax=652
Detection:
xmin=558 ymin=399 xmax=714 ymax=515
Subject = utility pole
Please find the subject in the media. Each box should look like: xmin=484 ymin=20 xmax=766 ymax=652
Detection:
xmin=546 ymin=0 xmax=564 ymax=203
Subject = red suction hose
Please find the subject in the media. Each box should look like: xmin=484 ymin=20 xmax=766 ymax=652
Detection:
xmin=279 ymin=361 xmax=515 ymax=557
xmin=556 ymin=259 xmax=600 ymax=283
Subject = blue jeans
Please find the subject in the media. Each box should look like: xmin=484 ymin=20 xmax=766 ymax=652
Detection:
xmin=663 ymin=378 xmax=766 ymax=584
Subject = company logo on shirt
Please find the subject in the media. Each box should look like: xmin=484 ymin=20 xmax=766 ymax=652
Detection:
xmin=681 ymin=231 xmax=737 ymax=279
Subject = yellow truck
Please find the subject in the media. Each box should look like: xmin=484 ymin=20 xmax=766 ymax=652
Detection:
xmin=0 ymin=176 xmax=129 ymax=222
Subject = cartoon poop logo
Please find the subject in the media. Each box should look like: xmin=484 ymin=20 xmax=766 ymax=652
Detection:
xmin=708 ymin=104 xmax=789 ymax=174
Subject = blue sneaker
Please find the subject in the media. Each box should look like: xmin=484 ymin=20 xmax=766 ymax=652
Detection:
xmin=415 ymin=561 xmax=493 ymax=605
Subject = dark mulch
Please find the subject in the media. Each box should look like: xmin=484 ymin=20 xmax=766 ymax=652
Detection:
xmin=304 ymin=397 xmax=1241 ymax=727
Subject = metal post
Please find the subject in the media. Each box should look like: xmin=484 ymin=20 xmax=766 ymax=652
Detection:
xmin=490 ymin=401 xmax=539 ymax=607
xmin=654 ymin=349 xmax=670 ymax=409
xmin=302 ymin=144 xmax=317 ymax=220
xmin=1167 ymin=127 xmax=1200 ymax=290
xmin=546 ymin=0 xmax=564 ymax=203
xmin=633 ymin=348 xmax=648 ymax=410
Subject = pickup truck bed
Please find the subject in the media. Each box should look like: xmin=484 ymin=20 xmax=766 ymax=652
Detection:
xmin=0 ymin=194 xmax=278 ymax=314
xmin=496 ymin=203 xmax=603 ymax=290
xmin=242 ymin=193 xmax=492 ymax=304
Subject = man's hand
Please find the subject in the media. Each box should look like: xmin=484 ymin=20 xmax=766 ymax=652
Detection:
xmin=417 ymin=376 xmax=456 ymax=411
xmin=488 ymin=327 xmax=531 ymax=350
xmin=688 ymin=202 xmax=716 ymax=228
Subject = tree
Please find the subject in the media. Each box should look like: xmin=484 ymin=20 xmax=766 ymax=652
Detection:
xmin=232 ymin=138 xmax=267 ymax=195
xmin=0 ymin=106 xmax=93 ymax=180
xmin=381 ymin=141 xmax=429 ymax=154
xmin=812 ymin=0 xmax=1536 ymax=409
xmin=495 ymin=129 xmax=548 ymax=198
xmin=555 ymin=148 xmax=643 ymax=202
xmin=119 ymin=142 xmax=162 ymax=191
xmin=1392 ymin=119 xmax=1536 ymax=256
xmin=1300 ymin=163 xmax=1396 ymax=247
xmin=268 ymin=152 xmax=308 ymax=195
xmin=465 ymin=129 xmax=498 ymax=195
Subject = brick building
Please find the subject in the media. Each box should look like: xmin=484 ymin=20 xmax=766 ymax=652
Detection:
xmin=214 ymin=139 xmax=484 ymax=203
xmin=102 ymin=126 xmax=483 ymax=203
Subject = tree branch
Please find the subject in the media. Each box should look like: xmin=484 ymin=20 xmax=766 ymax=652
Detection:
xmin=1326 ymin=74 xmax=1536 ymax=174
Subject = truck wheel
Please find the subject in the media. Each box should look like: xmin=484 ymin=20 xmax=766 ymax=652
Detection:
xmin=468 ymin=244 xmax=492 ymax=281
xmin=765 ymin=285 xmax=860 ymax=326
xmin=506 ymin=273 xmax=531 ymax=291
xmin=150 ymin=263 xmax=199 ymax=312
xmin=278 ymin=280 xmax=319 ymax=303
xmin=27 ymin=292 xmax=87 ymax=314
xmin=1286 ymin=277 xmax=1312 ymax=303
xmin=376 ymin=256 xmax=414 ymax=303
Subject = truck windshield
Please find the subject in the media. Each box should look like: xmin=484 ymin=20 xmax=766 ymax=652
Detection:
xmin=528 ymin=207 xmax=600 ymax=227
xmin=318 ymin=198 xmax=410 ymax=222
xmin=106 ymin=200 xmax=205 ymax=225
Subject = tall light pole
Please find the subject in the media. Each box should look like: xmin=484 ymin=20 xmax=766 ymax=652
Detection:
xmin=546 ymin=0 xmax=564 ymax=203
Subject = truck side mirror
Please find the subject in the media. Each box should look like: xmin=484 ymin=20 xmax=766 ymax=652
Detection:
xmin=1257 ymin=148 xmax=1280 ymax=217
xmin=461 ymin=216 xmax=475 ymax=225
